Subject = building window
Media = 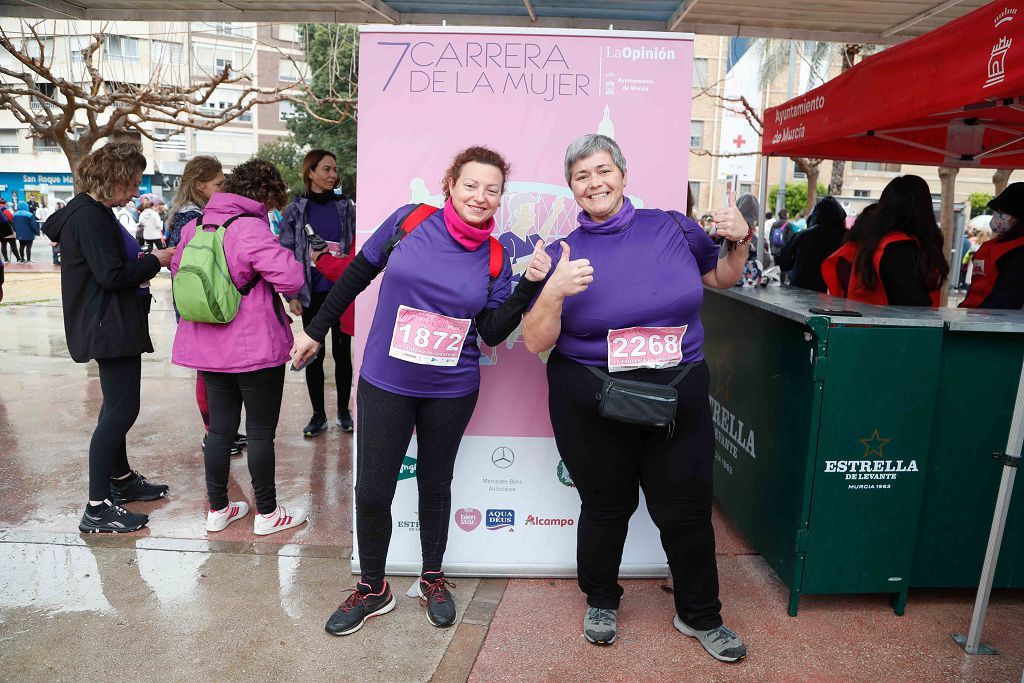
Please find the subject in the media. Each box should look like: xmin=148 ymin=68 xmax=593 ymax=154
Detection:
xmin=278 ymin=60 xmax=305 ymax=83
xmin=215 ymin=58 xmax=233 ymax=73
xmin=690 ymin=121 xmax=704 ymax=149
xmin=70 ymin=36 xmax=92 ymax=63
xmin=279 ymin=100 xmax=303 ymax=121
xmin=33 ymin=135 xmax=60 ymax=153
xmin=851 ymin=161 xmax=901 ymax=173
xmin=0 ymin=129 xmax=19 ymax=154
xmin=105 ymin=35 xmax=139 ymax=63
xmin=199 ymin=99 xmax=252 ymax=123
xmin=793 ymin=168 xmax=807 ymax=179
xmin=688 ymin=181 xmax=701 ymax=207
xmin=692 ymin=58 xmax=709 ymax=88
xmin=276 ymin=24 xmax=300 ymax=42
xmin=853 ymin=189 xmax=871 ymax=197
xmin=151 ymin=40 xmax=184 ymax=65
xmin=153 ymin=128 xmax=187 ymax=151
xmin=30 ymin=82 xmax=56 ymax=111
xmin=25 ymin=37 xmax=54 ymax=61
xmin=740 ymin=183 xmax=753 ymax=195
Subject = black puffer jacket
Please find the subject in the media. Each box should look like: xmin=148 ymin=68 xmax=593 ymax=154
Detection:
xmin=44 ymin=193 xmax=161 ymax=362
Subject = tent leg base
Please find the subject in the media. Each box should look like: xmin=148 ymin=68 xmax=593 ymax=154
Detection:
xmin=951 ymin=633 xmax=999 ymax=655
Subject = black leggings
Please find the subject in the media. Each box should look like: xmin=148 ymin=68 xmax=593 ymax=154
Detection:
xmin=0 ymin=238 xmax=13 ymax=261
xmin=89 ymin=356 xmax=140 ymax=501
xmin=301 ymin=290 xmax=353 ymax=417
xmin=355 ymin=377 xmax=478 ymax=587
xmin=546 ymin=351 xmax=723 ymax=630
xmin=18 ymin=240 xmax=32 ymax=261
xmin=201 ymin=365 xmax=285 ymax=514
xmin=144 ymin=239 xmax=162 ymax=253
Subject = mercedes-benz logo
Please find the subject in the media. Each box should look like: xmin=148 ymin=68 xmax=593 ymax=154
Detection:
xmin=491 ymin=446 xmax=514 ymax=469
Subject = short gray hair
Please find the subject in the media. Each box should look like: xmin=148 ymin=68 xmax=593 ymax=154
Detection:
xmin=564 ymin=134 xmax=627 ymax=185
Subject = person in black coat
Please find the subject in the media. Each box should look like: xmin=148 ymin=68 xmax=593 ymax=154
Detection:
xmin=777 ymin=195 xmax=849 ymax=293
xmin=44 ymin=142 xmax=176 ymax=534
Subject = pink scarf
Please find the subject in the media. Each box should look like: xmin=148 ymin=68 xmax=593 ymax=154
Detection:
xmin=442 ymin=198 xmax=494 ymax=251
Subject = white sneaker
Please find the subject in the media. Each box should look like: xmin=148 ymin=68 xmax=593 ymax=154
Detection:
xmin=253 ymin=505 xmax=308 ymax=536
xmin=206 ymin=501 xmax=250 ymax=532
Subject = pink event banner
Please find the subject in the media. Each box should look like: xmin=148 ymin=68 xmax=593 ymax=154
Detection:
xmin=356 ymin=28 xmax=693 ymax=437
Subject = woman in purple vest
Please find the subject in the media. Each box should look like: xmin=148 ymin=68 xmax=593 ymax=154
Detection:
xmin=291 ymin=146 xmax=551 ymax=636
xmin=522 ymin=134 xmax=750 ymax=662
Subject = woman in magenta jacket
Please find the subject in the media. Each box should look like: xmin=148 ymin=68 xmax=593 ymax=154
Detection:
xmin=171 ymin=159 xmax=308 ymax=537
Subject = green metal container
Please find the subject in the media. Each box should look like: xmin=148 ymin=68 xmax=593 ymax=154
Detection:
xmin=701 ymin=287 xmax=1013 ymax=615
xmin=912 ymin=316 xmax=1024 ymax=588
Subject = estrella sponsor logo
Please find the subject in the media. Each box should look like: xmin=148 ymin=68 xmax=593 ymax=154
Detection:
xmin=485 ymin=509 xmax=514 ymax=530
xmin=525 ymin=514 xmax=574 ymax=527
xmin=397 ymin=455 xmax=417 ymax=481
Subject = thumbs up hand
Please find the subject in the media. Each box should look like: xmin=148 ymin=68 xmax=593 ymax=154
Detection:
xmin=547 ymin=240 xmax=594 ymax=298
xmin=524 ymin=238 xmax=553 ymax=282
xmin=711 ymin=192 xmax=749 ymax=242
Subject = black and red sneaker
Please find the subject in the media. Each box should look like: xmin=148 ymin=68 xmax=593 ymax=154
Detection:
xmin=325 ymin=581 xmax=396 ymax=636
xmin=418 ymin=572 xmax=457 ymax=627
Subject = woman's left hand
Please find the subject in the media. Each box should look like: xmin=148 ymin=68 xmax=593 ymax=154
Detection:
xmin=711 ymin=193 xmax=749 ymax=242
xmin=524 ymin=238 xmax=552 ymax=282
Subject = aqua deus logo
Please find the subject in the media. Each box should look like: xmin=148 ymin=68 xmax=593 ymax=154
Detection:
xmin=485 ymin=509 xmax=515 ymax=530
xmin=397 ymin=455 xmax=417 ymax=481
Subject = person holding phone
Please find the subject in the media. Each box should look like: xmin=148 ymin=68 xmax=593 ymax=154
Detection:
xmin=290 ymin=146 xmax=551 ymax=635
xmin=278 ymin=150 xmax=357 ymax=437
xmin=44 ymin=142 xmax=176 ymax=534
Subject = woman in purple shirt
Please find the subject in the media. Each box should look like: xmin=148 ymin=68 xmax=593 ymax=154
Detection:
xmin=291 ymin=146 xmax=551 ymax=636
xmin=523 ymin=134 xmax=751 ymax=662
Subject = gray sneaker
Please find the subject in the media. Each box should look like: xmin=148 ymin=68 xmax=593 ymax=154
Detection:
xmin=673 ymin=616 xmax=746 ymax=662
xmin=583 ymin=607 xmax=617 ymax=645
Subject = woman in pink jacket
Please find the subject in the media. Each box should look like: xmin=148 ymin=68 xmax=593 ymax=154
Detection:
xmin=171 ymin=158 xmax=308 ymax=536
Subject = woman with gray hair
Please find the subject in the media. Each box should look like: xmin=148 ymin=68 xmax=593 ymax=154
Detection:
xmin=522 ymin=134 xmax=749 ymax=662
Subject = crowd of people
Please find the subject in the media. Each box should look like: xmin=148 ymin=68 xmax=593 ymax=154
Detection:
xmin=721 ymin=175 xmax=1024 ymax=310
xmin=37 ymin=135 xmax=751 ymax=663
xmin=24 ymin=131 xmax=1023 ymax=665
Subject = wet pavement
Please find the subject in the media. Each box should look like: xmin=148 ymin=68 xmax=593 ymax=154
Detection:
xmin=1 ymin=269 xmax=1022 ymax=682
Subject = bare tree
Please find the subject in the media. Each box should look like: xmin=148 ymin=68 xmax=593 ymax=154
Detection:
xmin=694 ymin=93 xmax=823 ymax=211
xmin=0 ymin=20 xmax=352 ymax=184
xmin=993 ymin=168 xmax=1014 ymax=195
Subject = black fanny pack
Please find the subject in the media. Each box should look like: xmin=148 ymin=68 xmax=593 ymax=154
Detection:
xmin=586 ymin=363 xmax=695 ymax=430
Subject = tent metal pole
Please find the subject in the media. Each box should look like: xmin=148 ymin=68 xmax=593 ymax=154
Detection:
xmin=952 ymin=355 xmax=1024 ymax=655
xmin=758 ymin=155 xmax=769 ymax=266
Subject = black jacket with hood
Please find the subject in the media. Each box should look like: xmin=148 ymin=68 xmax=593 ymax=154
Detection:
xmin=44 ymin=192 xmax=161 ymax=362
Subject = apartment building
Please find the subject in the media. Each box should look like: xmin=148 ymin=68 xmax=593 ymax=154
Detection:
xmin=0 ymin=19 xmax=304 ymax=207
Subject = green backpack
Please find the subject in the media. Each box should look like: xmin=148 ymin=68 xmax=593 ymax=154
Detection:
xmin=173 ymin=214 xmax=260 ymax=323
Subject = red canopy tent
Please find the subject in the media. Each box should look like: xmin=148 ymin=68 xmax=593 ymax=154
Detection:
xmin=757 ymin=0 xmax=1024 ymax=658
xmin=761 ymin=0 xmax=1024 ymax=168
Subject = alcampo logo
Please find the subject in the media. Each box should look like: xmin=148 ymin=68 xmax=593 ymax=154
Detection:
xmin=455 ymin=508 xmax=481 ymax=532
xmin=397 ymin=455 xmax=417 ymax=481
xmin=525 ymin=514 xmax=574 ymax=527
xmin=556 ymin=460 xmax=575 ymax=488
xmin=485 ymin=509 xmax=515 ymax=530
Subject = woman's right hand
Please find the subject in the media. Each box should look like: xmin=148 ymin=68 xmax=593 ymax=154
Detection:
xmin=290 ymin=330 xmax=321 ymax=369
xmin=288 ymin=299 xmax=303 ymax=317
xmin=152 ymin=247 xmax=175 ymax=267
xmin=546 ymin=242 xmax=593 ymax=298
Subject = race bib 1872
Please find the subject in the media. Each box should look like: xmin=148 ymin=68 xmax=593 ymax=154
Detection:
xmin=389 ymin=305 xmax=471 ymax=367
xmin=606 ymin=325 xmax=688 ymax=372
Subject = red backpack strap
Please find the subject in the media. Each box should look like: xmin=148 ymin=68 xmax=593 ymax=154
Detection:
xmin=382 ymin=203 xmax=439 ymax=259
xmin=488 ymin=236 xmax=503 ymax=279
